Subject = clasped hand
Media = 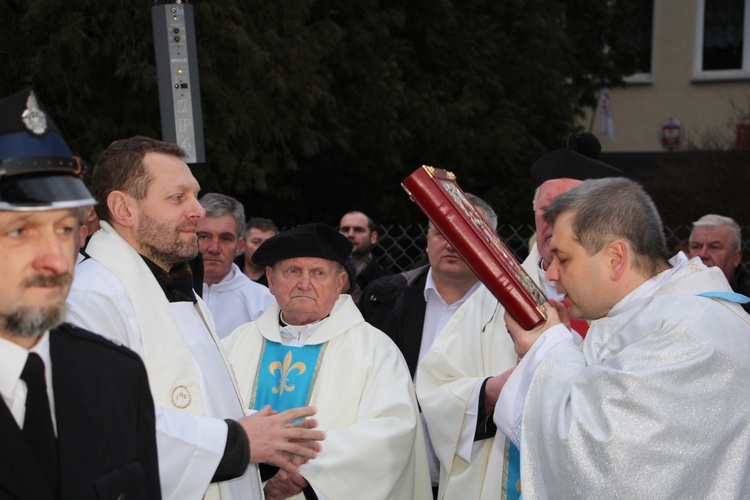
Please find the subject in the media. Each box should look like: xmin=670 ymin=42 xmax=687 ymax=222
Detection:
xmin=504 ymin=299 xmax=568 ymax=357
xmin=238 ymin=405 xmax=325 ymax=475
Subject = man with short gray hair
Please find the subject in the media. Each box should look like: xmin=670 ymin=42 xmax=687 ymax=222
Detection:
xmin=689 ymin=214 xmax=749 ymax=311
xmin=197 ymin=193 xmax=274 ymax=338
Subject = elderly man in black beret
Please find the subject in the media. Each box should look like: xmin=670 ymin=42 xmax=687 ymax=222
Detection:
xmin=225 ymin=223 xmax=431 ymax=500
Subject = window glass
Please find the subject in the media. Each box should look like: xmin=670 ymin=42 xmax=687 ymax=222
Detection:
xmin=702 ymin=0 xmax=745 ymax=70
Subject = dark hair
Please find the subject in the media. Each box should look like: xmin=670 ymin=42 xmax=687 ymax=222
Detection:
xmin=246 ymin=217 xmax=279 ymax=235
xmin=340 ymin=211 xmax=376 ymax=233
xmin=92 ymin=136 xmax=185 ymax=223
xmin=543 ymin=177 xmax=670 ymax=276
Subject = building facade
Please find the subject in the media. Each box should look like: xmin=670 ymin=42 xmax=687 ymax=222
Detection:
xmin=586 ymin=0 xmax=750 ymax=153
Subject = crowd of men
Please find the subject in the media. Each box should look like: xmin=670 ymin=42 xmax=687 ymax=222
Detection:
xmin=2 ymin=85 xmax=750 ymax=500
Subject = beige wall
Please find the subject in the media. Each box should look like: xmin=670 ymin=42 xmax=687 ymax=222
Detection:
xmin=581 ymin=0 xmax=750 ymax=153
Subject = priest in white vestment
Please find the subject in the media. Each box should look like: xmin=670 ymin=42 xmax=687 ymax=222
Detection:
xmin=224 ymin=223 xmax=432 ymax=500
xmin=66 ymin=136 xmax=324 ymax=500
xmin=496 ymin=178 xmax=750 ymax=498
xmin=196 ymin=193 xmax=275 ymax=338
xmin=416 ymin=137 xmax=623 ymax=499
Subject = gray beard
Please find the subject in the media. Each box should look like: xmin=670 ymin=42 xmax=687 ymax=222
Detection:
xmin=3 ymin=304 xmax=67 ymax=338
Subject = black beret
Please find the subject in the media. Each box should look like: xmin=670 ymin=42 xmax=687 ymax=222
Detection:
xmin=252 ymin=223 xmax=353 ymax=267
xmin=530 ymin=148 xmax=623 ymax=189
xmin=566 ymin=132 xmax=602 ymax=159
xmin=0 ymin=88 xmax=95 ymax=210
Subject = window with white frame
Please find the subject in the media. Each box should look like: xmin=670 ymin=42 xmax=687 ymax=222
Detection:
xmin=695 ymin=0 xmax=750 ymax=79
xmin=623 ymin=0 xmax=654 ymax=84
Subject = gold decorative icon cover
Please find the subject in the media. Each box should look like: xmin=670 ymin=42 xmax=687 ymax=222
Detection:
xmin=402 ymin=165 xmax=547 ymax=329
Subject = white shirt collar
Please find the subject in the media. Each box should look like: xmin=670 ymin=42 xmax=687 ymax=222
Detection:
xmin=278 ymin=302 xmax=341 ymax=346
xmin=0 ymin=331 xmax=51 ymax=399
xmin=423 ymin=268 xmax=480 ymax=304
xmin=0 ymin=331 xmax=55 ymax=432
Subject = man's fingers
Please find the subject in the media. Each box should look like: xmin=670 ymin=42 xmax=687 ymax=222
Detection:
xmin=288 ymin=472 xmax=309 ymax=489
xmin=253 ymin=405 xmax=274 ymax=417
xmin=265 ymin=471 xmax=307 ymax=497
xmin=276 ymin=406 xmax=317 ymax=424
xmin=284 ymin=427 xmax=325 ymax=442
xmin=288 ymin=418 xmax=318 ymax=430
xmin=271 ymin=453 xmax=303 ymax=475
xmin=239 ymin=405 xmax=325 ymax=467
xmin=282 ymin=440 xmax=321 ymax=460
xmin=289 ymin=439 xmax=322 ymax=454
xmin=504 ymin=309 xmax=522 ymax=334
xmin=504 ymin=301 xmax=560 ymax=356
xmin=553 ymin=299 xmax=570 ymax=327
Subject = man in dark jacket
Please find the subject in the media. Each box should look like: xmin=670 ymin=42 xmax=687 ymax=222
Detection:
xmin=358 ymin=194 xmax=496 ymax=495
xmin=0 ymin=88 xmax=160 ymax=499
xmin=339 ymin=210 xmax=392 ymax=302
xmin=358 ymin=194 xmax=496 ymax=377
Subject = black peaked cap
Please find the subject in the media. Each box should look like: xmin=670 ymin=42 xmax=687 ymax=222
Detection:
xmin=0 ymin=88 xmax=95 ymax=210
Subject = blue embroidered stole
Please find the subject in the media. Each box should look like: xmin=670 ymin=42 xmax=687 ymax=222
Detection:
xmin=502 ymin=439 xmax=521 ymax=500
xmin=250 ymin=339 xmax=327 ymax=417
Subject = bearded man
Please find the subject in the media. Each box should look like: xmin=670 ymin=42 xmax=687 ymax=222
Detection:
xmin=66 ymin=136 xmax=324 ymax=500
xmin=0 ymin=89 xmax=160 ymax=499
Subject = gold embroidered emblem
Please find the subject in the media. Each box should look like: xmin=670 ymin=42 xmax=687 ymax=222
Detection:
xmin=171 ymin=385 xmax=191 ymax=409
xmin=269 ymin=351 xmax=306 ymax=395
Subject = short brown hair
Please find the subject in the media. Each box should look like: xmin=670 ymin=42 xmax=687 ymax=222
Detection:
xmin=92 ymin=136 xmax=185 ymax=222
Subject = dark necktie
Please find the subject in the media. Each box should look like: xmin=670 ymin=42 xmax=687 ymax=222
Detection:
xmin=20 ymin=352 xmax=59 ymax=491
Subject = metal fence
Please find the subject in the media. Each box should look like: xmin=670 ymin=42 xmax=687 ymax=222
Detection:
xmin=374 ymin=224 xmax=750 ymax=275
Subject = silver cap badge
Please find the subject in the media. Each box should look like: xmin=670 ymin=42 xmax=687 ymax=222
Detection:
xmin=21 ymin=91 xmax=48 ymax=135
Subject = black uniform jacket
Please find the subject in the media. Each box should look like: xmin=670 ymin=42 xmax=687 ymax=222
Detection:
xmin=0 ymin=323 xmax=161 ymax=500
xmin=358 ymin=265 xmax=430 ymax=377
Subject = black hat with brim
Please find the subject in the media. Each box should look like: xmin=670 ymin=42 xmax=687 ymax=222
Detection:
xmin=252 ymin=223 xmax=353 ymax=267
xmin=531 ymin=148 xmax=624 ymax=189
xmin=0 ymin=88 xmax=96 ymax=210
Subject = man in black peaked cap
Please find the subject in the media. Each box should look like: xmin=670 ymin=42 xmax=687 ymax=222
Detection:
xmin=0 ymin=88 xmax=161 ymax=499
xmin=224 ymin=223 xmax=432 ymax=500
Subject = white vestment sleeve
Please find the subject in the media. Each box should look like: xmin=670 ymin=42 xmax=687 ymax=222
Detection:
xmin=155 ymin=407 xmax=228 ymax=499
xmin=455 ymin=380 xmax=483 ymax=462
xmin=67 ymin=266 xmax=231 ymax=500
xmin=494 ymin=324 xmax=574 ymax=445
xmin=66 ymin=265 xmax=143 ymax=351
xmin=416 ymin=286 xmax=518 ymax=499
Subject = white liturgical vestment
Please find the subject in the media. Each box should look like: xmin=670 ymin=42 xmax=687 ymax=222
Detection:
xmin=496 ymin=254 xmax=750 ymax=498
xmin=66 ymin=222 xmax=262 ymax=500
xmin=202 ymin=263 xmax=275 ymax=338
xmin=224 ymin=295 xmax=432 ymax=500
xmin=415 ymin=248 xmax=540 ymax=499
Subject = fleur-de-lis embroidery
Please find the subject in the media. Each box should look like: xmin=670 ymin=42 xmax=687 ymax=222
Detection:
xmin=269 ymin=351 xmax=306 ymax=395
